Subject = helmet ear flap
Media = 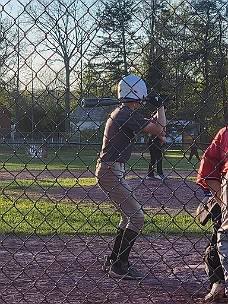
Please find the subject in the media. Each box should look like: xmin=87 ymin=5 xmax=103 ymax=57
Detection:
xmin=118 ymin=75 xmax=147 ymax=100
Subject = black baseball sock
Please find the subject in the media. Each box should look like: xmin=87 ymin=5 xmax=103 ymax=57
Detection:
xmin=110 ymin=228 xmax=124 ymax=262
xmin=116 ymin=228 xmax=138 ymax=266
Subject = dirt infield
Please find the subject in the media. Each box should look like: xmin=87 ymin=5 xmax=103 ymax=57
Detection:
xmin=0 ymin=234 xmax=218 ymax=304
xmin=0 ymin=169 xmax=224 ymax=303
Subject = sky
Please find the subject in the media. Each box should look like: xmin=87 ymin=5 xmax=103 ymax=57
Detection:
xmin=1 ymin=0 xmax=96 ymax=90
xmin=1 ymin=0 xmax=26 ymax=18
xmin=1 ymin=0 xmax=67 ymax=90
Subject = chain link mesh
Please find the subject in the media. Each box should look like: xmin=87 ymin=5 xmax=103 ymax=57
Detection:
xmin=0 ymin=0 xmax=227 ymax=303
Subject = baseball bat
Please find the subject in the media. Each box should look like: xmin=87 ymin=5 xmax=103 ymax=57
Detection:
xmin=82 ymin=98 xmax=135 ymax=108
xmin=82 ymin=95 xmax=173 ymax=108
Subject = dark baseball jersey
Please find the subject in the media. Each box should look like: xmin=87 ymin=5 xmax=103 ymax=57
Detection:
xmin=99 ymin=105 xmax=150 ymax=163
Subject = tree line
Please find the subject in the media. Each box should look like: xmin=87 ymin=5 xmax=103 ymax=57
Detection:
xmin=0 ymin=0 xmax=227 ymax=141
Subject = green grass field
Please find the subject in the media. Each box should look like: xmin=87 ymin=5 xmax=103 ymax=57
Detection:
xmin=0 ymin=197 xmax=212 ymax=236
xmin=0 ymin=143 xmax=200 ymax=172
xmin=0 ymin=144 xmax=205 ymax=236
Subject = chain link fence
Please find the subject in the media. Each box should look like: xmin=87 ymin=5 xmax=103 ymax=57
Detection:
xmin=0 ymin=0 xmax=228 ymax=303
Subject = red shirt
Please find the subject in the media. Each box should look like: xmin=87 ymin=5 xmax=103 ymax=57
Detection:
xmin=197 ymin=127 xmax=228 ymax=189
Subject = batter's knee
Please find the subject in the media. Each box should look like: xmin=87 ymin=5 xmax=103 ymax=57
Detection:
xmin=129 ymin=209 xmax=144 ymax=233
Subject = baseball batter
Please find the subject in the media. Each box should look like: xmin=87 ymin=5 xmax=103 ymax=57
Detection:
xmin=95 ymin=75 xmax=166 ymax=279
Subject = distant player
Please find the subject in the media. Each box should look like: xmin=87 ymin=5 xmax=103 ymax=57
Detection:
xmin=146 ymin=113 xmax=167 ymax=180
xmin=188 ymin=139 xmax=200 ymax=163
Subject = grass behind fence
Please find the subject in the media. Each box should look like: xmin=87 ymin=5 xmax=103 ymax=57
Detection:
xmin=0 ymin=197 xmax=212 ymax=236
xmin=0 ymin=144 xmax=201 ymax=172
xmin=0 ymin=145 xmax=203 ymax=236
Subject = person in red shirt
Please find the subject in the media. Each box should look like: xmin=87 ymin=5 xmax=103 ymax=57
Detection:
xmin=197 ymin=126 xmax=228 ymax=301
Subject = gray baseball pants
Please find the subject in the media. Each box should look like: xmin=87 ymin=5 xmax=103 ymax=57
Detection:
xmin=95 ymin=161 xmax=144 ymax=233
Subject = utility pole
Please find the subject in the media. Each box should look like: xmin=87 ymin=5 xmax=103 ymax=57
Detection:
xmin=15 ymin=20 xmax=20 ymax=140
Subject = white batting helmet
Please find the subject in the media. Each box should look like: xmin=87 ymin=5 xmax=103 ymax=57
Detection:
xmin=118 ymin=75 xmax=147 ymax=100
